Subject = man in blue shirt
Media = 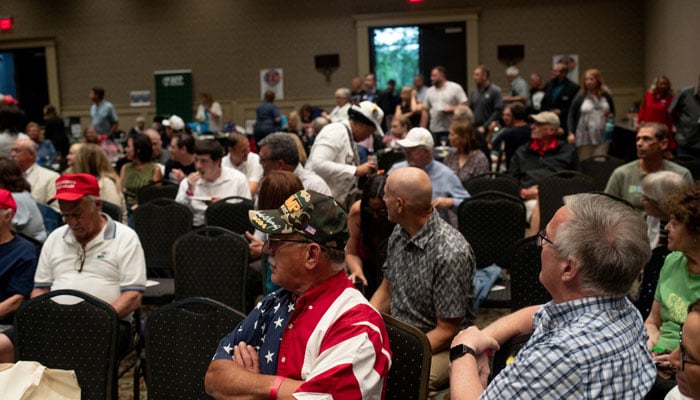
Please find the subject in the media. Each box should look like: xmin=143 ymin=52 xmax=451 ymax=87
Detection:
xmin=389 ymin=127 xmax=470 ymax=226
xmin=89 ymin=86 xmax=118 ymax=136
xmin=449 ymin=193 xmax=656 ymax=399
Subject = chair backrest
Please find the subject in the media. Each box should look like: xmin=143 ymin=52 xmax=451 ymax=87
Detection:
xmin=673 ymin=154 xmax=700 ymax=180
xmin=174 ymin=226 xmax=249 ymax=311
xmin=462 ymin=172 xmax=521 ymax=197
xmin=509 ymin=236 xmax=551 ymax=311
xmin=382 ymin=313 xmax=431 ymax=400
xmin=378 ymin=149 xmax=406 ymax=172
xmin=635 ymin=244 xmax=671 ymax=321
xmin=101 ymin=200 xmax=123 ymax=223
xmin=537 ymin=170 xmax=595 ymax=229
xmin=15 ymin=289 xmax=120 ymax=400
xmin=457 ymin=191 xmax=526 ymax=269
xmin=144 ymin=297 xmax=246 ymax=400
xmin=134 ymin=198 xmax=192 ymax=270
xmin=35 ymin=202 xmax=64 ymax=234
xmin=138 ymin=180 xmax=179 ymax=204
xmin=204 ymin=196 xmax=255 ymax=235
xmin=579 ymin=154 xmax=625 ymax=191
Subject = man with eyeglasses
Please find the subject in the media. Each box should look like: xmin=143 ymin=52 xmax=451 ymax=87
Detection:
xmin=206 ymin=190 xmax=391 ymax=399
xmin=0 ymin=173 xmax=146 ymax=361
xmin=449 ymin=193 xmax=656 ymax=399
xmin=666 ymin=299 xmax=700 ymax=399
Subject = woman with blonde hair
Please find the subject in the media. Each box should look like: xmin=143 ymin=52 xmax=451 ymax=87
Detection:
xmin=72 ymin=143 xmax=127 ymax=222
xmin=567 ymin=68 xmax=616 ymax=160
xmin=395 ymin=85 xmax=421 ymax=128
xmin=63 ymin=142 xmax=84 ymax=173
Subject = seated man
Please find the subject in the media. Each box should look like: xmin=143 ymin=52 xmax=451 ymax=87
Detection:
xmin=0 ymin=189 xmax=38 ymax=336
xmin=449 ymin=193 xmax=656 ymax=399
xmin=389 ymin=127 xmax=470 ymax=226
xmin=371 ymin=167 xmax=474 ymax=391
xmin=175 ymin=139 xmax=250 ymax=227
xmin=0 ymin=174 xmax=147 ymax=361
xmin=12 ymin=138 xmax=59 ymax=207
xmin=508 ymin=111 xmax=577 ymax=229
xmin=164 ymin=132 xmax=196 ymax=184
xmin=223 ymin=132 xmax=264 ymax=197
xmin=205 ymin=190 xmax=391 ymax=399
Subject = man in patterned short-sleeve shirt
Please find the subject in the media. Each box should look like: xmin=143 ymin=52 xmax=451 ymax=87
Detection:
xmin=371 ymin=166 xmax=475 ymax=391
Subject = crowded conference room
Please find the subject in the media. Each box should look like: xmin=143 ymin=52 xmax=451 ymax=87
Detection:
xmin=0 ymin=0 xmax=699 ymax=399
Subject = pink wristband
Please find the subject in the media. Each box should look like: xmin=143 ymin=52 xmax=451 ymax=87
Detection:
xmin=269 ymin=375 xmax=285 ymax=400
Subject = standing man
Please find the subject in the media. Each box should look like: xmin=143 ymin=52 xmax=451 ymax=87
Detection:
xmin=89 ymin=87 xmax=118 ymax=137
xmin=305 ymin=101 xmax=381 ymax=206
xmin=502 ymin=66 xmax=529 ymax=104
xmin=449 ymin=193 xmax=656 ymax=399
xmin=223 ymin=132 xmax=264 ymax=197
xmin=605 ymin=122 xmax=692 ymax=211
xmin=541 ymin=63 xmax=580 ymax=134
xmin=421 ymin=66 xmax=468 ymax=144
xmin=371 ymin=167 xmax=474 ymax=392
xmin=360 ymin=73 xmax=378 ymax=103
xmin=470 ymin=65 xmax=504 ymax=142
xmin=175 ymin=139 xmax=250 ymax=227
xmin=528 ymin=72 xmax=546 ymax=115
xmin=414 ymin=74 xmax=429 ymax=105
xmin=206 ymin=190 xmax=391 ymax=399
xmin=669 ymin=74 xmax=700 ymax=157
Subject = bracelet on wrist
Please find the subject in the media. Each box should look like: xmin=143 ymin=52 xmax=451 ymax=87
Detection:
xmin=269 ymin=375 xmax=285 ymax=400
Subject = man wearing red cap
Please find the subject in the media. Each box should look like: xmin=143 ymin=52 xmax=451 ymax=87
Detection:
xmin=22 ymin=174 xmax=144 ymax=356
xmin=0 ymin=189 xmax=39 ymax=362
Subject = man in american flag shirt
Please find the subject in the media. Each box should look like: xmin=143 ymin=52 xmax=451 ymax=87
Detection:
xmin=206 ymin=190 xmax=392 ymax=399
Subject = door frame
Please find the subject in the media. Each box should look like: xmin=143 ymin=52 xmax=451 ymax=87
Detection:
xmin=0 ymin=38 xmax=60 ymax=111
xmin=354 ymin=9 xmax=479 ymax=94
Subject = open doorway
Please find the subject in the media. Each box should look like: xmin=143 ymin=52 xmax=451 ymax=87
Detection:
xmin=0 ymin=47 xmax=49 ymax=124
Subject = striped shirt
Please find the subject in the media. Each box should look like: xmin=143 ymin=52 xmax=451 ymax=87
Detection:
xmin=481 ymin=297 xmax=656 ymax=399
xmin=214 ymin=271 xmax=392 ymax=399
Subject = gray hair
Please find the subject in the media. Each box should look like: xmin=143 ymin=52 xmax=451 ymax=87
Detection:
xmin=313 ymin=117 xmax=330 ymax=135
xmin=258 ymin=133 xmax=299 ymax=166
xmin=335 ymin=88 xmax=351 ymax=99
xmin=506 ymin=66 xmax=519 ymax=77
xmin=16 ymin=138 xmax=38 ymax=155
xmin=554 ymin=193 xmax=651 ymax=296
xmin=642 ymin=171 xmax=690 ymax=215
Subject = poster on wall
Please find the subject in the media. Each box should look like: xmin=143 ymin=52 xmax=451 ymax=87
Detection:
xmin=130 ymin=90 xmax=151 ymax=107
xmin=552 ymin=54 xmax=579 ymax=84
xmin=260 ymin=68 xmax=284 ymax=100
xmin=154 ymin=69 xmax=193 ymax=121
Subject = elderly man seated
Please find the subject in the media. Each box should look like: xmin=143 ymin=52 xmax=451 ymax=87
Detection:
xmin=449 ymin=193 xmax=656 ymax=399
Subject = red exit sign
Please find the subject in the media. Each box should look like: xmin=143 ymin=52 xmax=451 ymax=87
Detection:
xmin=0 ymin=17 xmax=13 ymax=32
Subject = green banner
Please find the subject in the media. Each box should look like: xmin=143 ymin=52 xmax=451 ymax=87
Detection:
xmin=154 ymin=69 xmax=192 ymax=121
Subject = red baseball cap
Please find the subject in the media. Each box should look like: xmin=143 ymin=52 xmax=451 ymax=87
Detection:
xmin=50 ymin=173 xmax=100 ymax=202
xmin=0 ymin=189 xmax=17 ymax=213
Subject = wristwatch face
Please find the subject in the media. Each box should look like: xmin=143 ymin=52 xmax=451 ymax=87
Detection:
xmin=450 ymin=344 xmax=475 ymax=361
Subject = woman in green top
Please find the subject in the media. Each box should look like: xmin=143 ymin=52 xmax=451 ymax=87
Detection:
xmin=119 ymin=133 xmax=162 ymax=217
xmin=646 ymin=183 xmax=700 ymax=354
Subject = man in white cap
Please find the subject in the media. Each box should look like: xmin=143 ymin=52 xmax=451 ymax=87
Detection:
xmin=306 ymin=101 xmax=382 ymax=206
xmin=389 ymin=127 xmax=470 ymax=226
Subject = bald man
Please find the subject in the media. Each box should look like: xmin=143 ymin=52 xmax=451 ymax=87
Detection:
xmin=145 ymin=128 xmax=170 ymax=165
xmin=11 ymin=138 xmax=59 ymax=206
xmin=370 ymin=167 xmax=475 ymax=392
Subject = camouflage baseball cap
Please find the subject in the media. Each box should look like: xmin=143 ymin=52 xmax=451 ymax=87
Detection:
xmin=249 ymin=190 xmax=349 ymax=250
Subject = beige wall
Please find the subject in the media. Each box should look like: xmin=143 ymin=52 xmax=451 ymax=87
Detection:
xmin=0 ymin=0 xmax=648 ymax=126
xmin=646 ymin=0 xmax=700 ymax=90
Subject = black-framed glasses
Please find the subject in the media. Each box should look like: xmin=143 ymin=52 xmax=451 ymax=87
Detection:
xmin=536 ymin=229 xmax=554 ymax=247
xmin=263 ymin=238 xmax=312 ymax=254
xmin=680 ymin=324 xmax=700 ymax=371
xmin=75 ymin=246 xmax=86 ymax=273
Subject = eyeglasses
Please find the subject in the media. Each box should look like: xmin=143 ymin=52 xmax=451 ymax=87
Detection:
xmin=263 ymin=238 xmax=312 ymax=254
xmin=75 ymin=246 xmax=86 ymax=273
xmin=536 ymin=229 xmax=554 ymax=247
xmin=680 ymin=324 xmax=700 ymax=371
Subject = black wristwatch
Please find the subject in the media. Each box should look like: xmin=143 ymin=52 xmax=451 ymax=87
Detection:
xmin=449 ymin=344 xmax=476 ymax=361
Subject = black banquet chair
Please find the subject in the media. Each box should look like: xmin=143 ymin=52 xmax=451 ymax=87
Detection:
xmin=101 ymin=200 xmax=123 ymax=223
xmin=382 ymin=313 xmax=431 ymax=400
xmin=462 ymin=172 xmax=521 ymax=197
xmin=537 ymin=171 xmax=595 ymax=230
xmin=509 ymin=235 xmax=551 ymax=312
xmin=204 ymin=196 xmax=255 ymax=235
xmin=137 ymin=180 xmax=179 ymax=204
xmin=174 ymin=226 xmax=249 ymax=311
xmin=141 ymin=297 xmax=246 ymax=400
xmin=134 ymin=198 xmax=192 ymax=304
xmin=579 ymin=154 xmax=625 ymax=191
xmin=15 ymin=289 xmax=120 ymax=400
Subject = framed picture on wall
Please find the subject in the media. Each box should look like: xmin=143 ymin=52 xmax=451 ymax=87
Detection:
xmin=553 ymin=54 xmax=579 ymax=84
xmin=260 ymin=68 xmax=284 ymax=100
